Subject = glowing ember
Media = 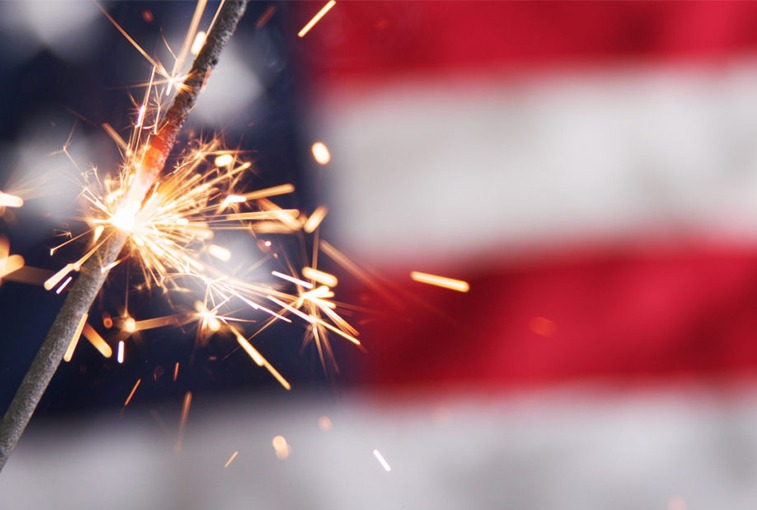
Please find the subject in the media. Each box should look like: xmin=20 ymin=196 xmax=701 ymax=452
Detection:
xmin=410 ymin=271 xmax=470 ymax=293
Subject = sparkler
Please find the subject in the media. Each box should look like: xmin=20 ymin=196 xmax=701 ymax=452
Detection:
xmin=0 ymin=0 xmax=250 ymax=471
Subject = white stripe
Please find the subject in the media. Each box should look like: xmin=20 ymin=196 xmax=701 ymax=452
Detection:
xmin=314 ymin=63 xmax=757 ymax=266
xmin=4 ymin=386 xmax=757 ymax=508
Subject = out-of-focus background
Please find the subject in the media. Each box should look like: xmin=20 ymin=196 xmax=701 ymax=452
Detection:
xmin=5 ymin=1 xmax=757 ymax=508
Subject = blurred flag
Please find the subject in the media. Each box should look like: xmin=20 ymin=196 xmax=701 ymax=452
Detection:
xmin=302 ymin=1 xmax=757 ymax=391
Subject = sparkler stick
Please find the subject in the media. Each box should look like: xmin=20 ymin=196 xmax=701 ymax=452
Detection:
xmin=0 ymin=0 xmax=249 ymax=472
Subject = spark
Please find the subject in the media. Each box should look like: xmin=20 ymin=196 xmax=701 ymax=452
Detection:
xmin=410 ymin=271 xmax=470 ymax=293
xmin=39 ymin=0 xmax=365 ymax=395
xmin=44 ymin=263 xmax=75 ymax=291
xmin=133 ymin=315 xmax=180 ymax=331
xmin=310 ymin=141 xmax=331 ymax=165
xmin=208 ymin=244 xmax=231 ymax=262
xmin=302 ymin=266 xmax=338 ymax=288
xmin=298 ymin=0 xmax=336 ymax=38
xmin=63 ymin=313 xmax=89 ymax=363
xmin=303 ymin=206 xmax=328 ymax=234
xmin=240 ymin=183 xmax=295 ymax=201
xmin=372 ymin=448 xmax=391 ymax=472
xmin=82 ymin=323 xmax=113 ymax=358
xmin=255 ymin=5 xmax=277 ymax=29
xmin=123 ymin=317 xmax=136 ymax=333
xmin=55 ymin=276 xmax=73 ymax=294
xmin=123 ymin=378 xmax=141 ymax=407
xmin=272 ymin=270 xmax=313 ymax=289
xmin=224 ymin=450 xmax=239 ymax=469
xmin=0 ymin=192 xmax=23 ymax=209
xmin=190 ymin=31 xmax=206 ymax=55
xmin=272 ymin=435 xmax=291 ymax=459
xmin=173 ymin=362 xmax=180 ymax=381
xmin=231 ymin=325 xmax=291 ymax=390
xmin=175 ymin=390 xmax=192 ymax=452
xmin=102 ymin=312 xmax=113 ymax=329
xmin=117 ymin=340 xmax=125 ymax=364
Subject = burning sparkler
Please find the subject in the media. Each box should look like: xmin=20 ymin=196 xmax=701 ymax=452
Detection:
xmin=0 ymin=0 xmax=251 ymax=471
xmin=0 ymin=0 xmax=362 ymax=474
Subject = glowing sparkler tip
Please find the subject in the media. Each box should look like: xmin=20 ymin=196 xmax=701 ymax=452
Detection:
xmin=110 ymin=202 xmax=140 ymax=232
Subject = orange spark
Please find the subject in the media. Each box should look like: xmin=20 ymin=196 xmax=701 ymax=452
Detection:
xmin=410 ymin=271 xmax=470 ymax=293
xmin=298 ymin=0 xmax=336 ymax=38
xmin=224 ymin=450 xmax=239 ymax=468
xmin=303 ymin=206 xmax=328 ymax=234
xmin=302 ymin=266 xmax=338 ymax=288
xmin=63 ymin=312 xmax=89 ymax=362
xmin=123 ymin=378 xmax=142 ymax=407
xmin=173 ymin=362 xmax=180 ymax=382
xmin=232 ymin=326 xmax=291 ymax=390
xmin=83 ymin=323 xmax=113 ymax=358
xmin=241 ymin=183 xmax=295 ymax=201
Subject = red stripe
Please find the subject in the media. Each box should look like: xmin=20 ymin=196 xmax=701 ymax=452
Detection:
xmin=301 ymin=1 xmax=757 ymax=85
xmin=352 ymin=246 xmax=757 ymax=390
